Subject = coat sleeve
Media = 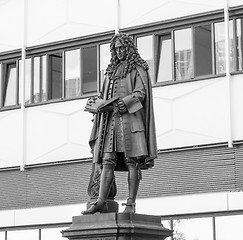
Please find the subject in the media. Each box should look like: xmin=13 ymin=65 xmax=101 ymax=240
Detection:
xmin=122 ymin=71 xmax=146 ymax=114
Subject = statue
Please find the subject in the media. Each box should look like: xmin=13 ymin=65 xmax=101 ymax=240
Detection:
xmin=82 ymin=32 xmax=157 ymax=215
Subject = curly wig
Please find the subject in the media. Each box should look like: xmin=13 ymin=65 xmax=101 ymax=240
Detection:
xmin=106 ymin=32 xmax=149 ymax=78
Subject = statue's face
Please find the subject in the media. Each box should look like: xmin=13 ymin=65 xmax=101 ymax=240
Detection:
xmin=115 ymin=40 xmax=126 ymax=61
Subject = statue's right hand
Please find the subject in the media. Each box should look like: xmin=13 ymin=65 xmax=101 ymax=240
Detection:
xmin=87 ymin=96 xmax=98 ymax=106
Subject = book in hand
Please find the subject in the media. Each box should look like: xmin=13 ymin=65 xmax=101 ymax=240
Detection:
xmin=85 ymin=96 xmax=119 ymax=113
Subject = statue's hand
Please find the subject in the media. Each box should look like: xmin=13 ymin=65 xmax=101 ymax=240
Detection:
xmin=87 ymin=96 xmax=98 ymax=106
xmin=117 ymin=99 xmax=127 ymax=114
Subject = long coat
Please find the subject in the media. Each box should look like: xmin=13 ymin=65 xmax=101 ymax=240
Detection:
xmin=89 ymin=65 xmax=157 ymax=171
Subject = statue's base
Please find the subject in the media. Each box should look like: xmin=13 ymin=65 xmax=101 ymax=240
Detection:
xmin=62 ymin=212 xmax=173 ymax=240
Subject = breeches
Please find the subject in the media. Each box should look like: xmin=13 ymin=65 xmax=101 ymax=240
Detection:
xmin=102 ymin=152 xmax=139 ymax=167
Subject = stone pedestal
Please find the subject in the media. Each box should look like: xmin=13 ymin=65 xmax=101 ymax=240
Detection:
xmin=62 ymin=213 xmax=173 ymax=240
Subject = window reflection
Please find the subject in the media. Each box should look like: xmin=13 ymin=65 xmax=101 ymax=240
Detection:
xmin=100 ymin=43 xmax=110 ymax=87
xmin=3 ymin=63 xmax=17 ymax=107
xmin=41 ymin=227 xmax=66 ymax=240
xmin=156 ymin=35 xmax=172 ymax=82
xmin=195 ymin=24 xmax=212 ymax=76
xmin=33 ymin=57 xmax=41 ymax=103
xmin=214 ymin=21 xmax=234 ymax=74
xmin=48 ymin=53 xmax=63 ymax=100
xmin=18 ymin=58 xmax=32 ymax=104
xmin=236 ymin=18 xmax=243 ymax=71
xmin=65 ymin=49 xmax=81 ymax=98
xmin=137 ymin=35 xmax=154 ymax=81
xmin=41 ymin=56 xmax=47 ymax=102
xmin=215 ymin=215 xmax=243 ymax=240
xmin=82 ymin=46 xmax=97 ymax=94
xmin=173 ymin=218 xmax=213 ymax=240
xmin=175 ymin=28 xmax=193 ymax=80
xmin=7 ymin=229 xmax=38 ymax=240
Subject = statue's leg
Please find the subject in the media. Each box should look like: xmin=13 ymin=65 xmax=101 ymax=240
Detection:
xmin=82 ymin=164 xmax=114 ymax=215
xmin=123 ymin=159 xmax=142 ymax=213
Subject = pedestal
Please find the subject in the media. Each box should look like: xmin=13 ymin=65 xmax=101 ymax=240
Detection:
xmin=62 ymin=213 xmax=173 ymax=240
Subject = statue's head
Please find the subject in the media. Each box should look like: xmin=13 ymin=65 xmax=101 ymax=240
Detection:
xmin=110 ymin=32 xmax=135 ymax=64
xmin=107 ymin=32 xmax=149 ymax=77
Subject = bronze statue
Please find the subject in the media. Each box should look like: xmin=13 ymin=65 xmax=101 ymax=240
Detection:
xmin=82 ymin=32 xmax=157 ymax=215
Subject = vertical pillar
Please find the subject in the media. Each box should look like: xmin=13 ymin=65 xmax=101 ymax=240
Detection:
xmin=224 ymin=0 xmax=233 ymax=148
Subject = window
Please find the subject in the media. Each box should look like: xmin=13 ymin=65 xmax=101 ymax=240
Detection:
xmin=236 ymin=18 xmax=243 ymax=71
xmin=41 ymin=227 xmax=67 ymax=240
xmin=137 ymin=35 xmax=154 ymax=81
xmin=82 ymin=46 xmax=97 ymax=95
xmin=99 ymin=43 xmax=110 ymax=87
xmin=174 ymin=28 xmax=193 ymax=81
xmin=7 ymin=229 xmax=38 ymax=240
xmin=48 ymin=52 xmax=63 ymax=100
xmin=214 ymin=21 xmax=234 ymax=74
xmin=173 ymin=218 xmax=213 ymax=240
xmin=0 ymin=231 xmax=5 ymax=240
xmin=65 ymin=49 xmax=81 ymax=98
xmin=215 ymin=215 xmax=243 ymax=240
xmin=195 ymin=24 xmax=213 ymax=76
xmin=156 ymin=34 xmax=173 ymax=82
xmin=2 ymin=62 xmax=17 ymax=107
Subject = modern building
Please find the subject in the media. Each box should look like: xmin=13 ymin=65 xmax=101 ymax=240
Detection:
xmin=0 ymin=0 xmax=243 ymax=239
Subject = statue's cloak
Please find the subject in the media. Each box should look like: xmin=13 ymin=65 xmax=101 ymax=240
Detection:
xmin=88 ymin=66 xmax=157 ymax=170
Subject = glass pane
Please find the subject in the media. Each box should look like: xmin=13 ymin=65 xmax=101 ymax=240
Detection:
xmin=173 ymin=218 xmax=213 ymax=240
xmin=215 ymin=215 xmax=243 ymax=240
xmin=7 ymin=229 xmax=38 ymax=240
xmin=175 ymin=28 xmax=193 ymax=80
xmin=100 ymin=43 xmax=110 ymax=87
xmin=0 ymin=231 xmax=5 ymax=240
xmin=195 ymin=24 xmax=213 ymax=76
xmin=18 ymin=58 xmax=32 ymax=105
xmin=157 ymin=35 xmax=172 ymax=82
xmin=33 ymin=57 xmax=41 ymax=103
xmin=3 ymin=63 xmax=17 ymax=107
xmin=236 ymin=18 xmax=243 ymax=71
xmin=49 ymin=53 xmax=63 ymax=100
xmin=41 ymin=56 xmax=47 ymax=102
xmin=162 ymin=220 xmax=172 ymax=230
xmin=41 ymin=227 xmax=67 ymax=240
xmin=82 ymin=46 xmax=97 ymax=94
xmin=137 ymin=35 xmax=154 ymax=81
xmin=214 ymin=21 xmax=234 ymax=74
xmin=65 ymin=49 xmax=81 ymax=98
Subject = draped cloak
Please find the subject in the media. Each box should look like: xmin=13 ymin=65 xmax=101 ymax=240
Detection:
xmin=88 ymin=65 xmax=157 ymax=171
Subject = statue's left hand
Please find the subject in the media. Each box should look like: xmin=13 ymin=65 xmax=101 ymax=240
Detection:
xmin=117 ymin=99 xmax=127 ymax=114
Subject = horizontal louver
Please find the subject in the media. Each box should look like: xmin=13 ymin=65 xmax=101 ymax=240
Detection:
xmin=0 ymin=144 xmax=242 ymax=211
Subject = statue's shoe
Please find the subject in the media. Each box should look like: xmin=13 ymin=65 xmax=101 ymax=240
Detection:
xmin=122 ymin=198 xmax=136 ymax=213
xmin=81 ymin=201 xmax=108 ymax=215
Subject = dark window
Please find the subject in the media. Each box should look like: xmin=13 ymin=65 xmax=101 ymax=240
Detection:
xmin=2 ymin=62 xmax=17 ymax=107
xmin=195 ymin=24 xmax=213 ymax=77
xmin=82 ymin=46 xmax=97 ymax=94
xmin=48 ymin=53 xmax=63 ymax=100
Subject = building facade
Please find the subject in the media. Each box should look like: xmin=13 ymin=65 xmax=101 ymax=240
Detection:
xmin=0 ymin=0 xmax=243 ymax=239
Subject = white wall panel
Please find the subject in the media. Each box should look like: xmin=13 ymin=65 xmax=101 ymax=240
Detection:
xmin=26 ymin=99 xmax=93 ymax=164
xmin=231 ymin=75 xmax=243 ymax=141
xmin=0 ymin=110 xmax=22 ymax=168
xmin=120 ymin=0 xmax=224 ymax=29
xmin=1 ymin=192 xmax=243 ymax=227
xmin=26 ymin=0 xmax=116 ymax=46
xmin=0 ymin=0 xmax=23 ymax=52
xmin=153 ymin=77 xmax=228 ymax=149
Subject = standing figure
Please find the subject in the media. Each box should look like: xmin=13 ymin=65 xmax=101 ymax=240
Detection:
xmin=82 ymin=32 xmax=157 ymax=215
